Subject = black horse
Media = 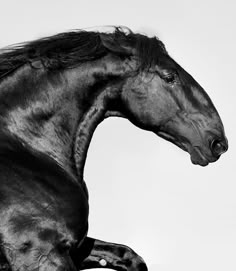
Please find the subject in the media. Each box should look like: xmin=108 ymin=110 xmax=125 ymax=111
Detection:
xmin=0 ymin=27 xmax=227 ymax=270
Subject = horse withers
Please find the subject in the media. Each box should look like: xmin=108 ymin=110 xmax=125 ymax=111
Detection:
xmin=0 ymin=27 xmax=228 ymax=270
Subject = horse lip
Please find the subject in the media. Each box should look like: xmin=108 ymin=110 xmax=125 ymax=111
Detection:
xmin=190 ymin=146 xmax=219 ymax=166
xmin=190 ymin=148 xmax=209 ymax=166
xmin=191 ymin=156 xmax=209 ymax=166
xmin=156 ymin=131 xmax=217 ymax=166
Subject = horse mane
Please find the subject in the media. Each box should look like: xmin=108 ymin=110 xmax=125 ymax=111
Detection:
xmin=0 ymin=27 xmax=167 ymax=79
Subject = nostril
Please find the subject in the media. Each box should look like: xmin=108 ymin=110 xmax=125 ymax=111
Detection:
xmin=211 ymin=139 xmax=228 ymax=156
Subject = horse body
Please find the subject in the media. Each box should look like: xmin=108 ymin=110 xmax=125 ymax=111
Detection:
xmin=0 ymin=28 xmax=228 ymax=270
xmin=0 ymin=137 xmax=88 ymax=270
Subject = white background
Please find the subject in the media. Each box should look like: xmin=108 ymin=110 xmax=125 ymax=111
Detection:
xmin=0 ymin=1 xmax=235 ymax=271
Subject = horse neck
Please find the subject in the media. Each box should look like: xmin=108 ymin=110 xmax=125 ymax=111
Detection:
xmin=0 ymin=64 xmax=87 ymax=180
xmin=73 ymin=86 xmax=124 ymax=180
xmin=0 ymin=60 xmax=127 ymax=181
xmin=61 ymin=56 xmax=132 ymax=180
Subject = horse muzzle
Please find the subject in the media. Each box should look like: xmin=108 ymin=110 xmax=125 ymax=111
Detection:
xmin=189 ymin=136 xmax=228 ymax=166
xmin=190 ymin=147 xmax=216 ymax=166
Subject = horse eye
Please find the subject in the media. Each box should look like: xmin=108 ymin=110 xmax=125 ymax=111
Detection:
xmin=162 ymin=73 xmax=176 ymax=84
xmin=162 ymin=72 xmax=177 ymax=84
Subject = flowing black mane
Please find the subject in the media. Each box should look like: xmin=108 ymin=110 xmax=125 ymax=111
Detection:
xmin=0 ymin=27 xmax=167 ymax=79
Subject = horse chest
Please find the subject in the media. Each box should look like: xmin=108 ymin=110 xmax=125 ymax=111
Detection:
xmin=0 ymin=154 xmax=89 ymax=267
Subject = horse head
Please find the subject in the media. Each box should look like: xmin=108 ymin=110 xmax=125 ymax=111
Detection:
xmin=98 ymin=29 xmax=228 ymax=166
xmin=116 ymin=49 xmax=227 ymax=166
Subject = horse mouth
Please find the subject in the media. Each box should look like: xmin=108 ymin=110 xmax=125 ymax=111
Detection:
xmin=189 ymin=147 xmax=210 ymax=166
xmin=189 ymin=146 xmax=219 ymax=166
xmin=156 ymin=131 xmax=218 ymax=167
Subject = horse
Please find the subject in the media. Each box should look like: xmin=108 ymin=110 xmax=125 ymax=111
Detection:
xmin=0 ymin=27 xmax=228 ymax=271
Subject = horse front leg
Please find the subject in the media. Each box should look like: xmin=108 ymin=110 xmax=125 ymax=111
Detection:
xmin=70 ymin=237 xmax=148 ymax=271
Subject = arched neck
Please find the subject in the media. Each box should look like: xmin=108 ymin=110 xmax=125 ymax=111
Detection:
xmin=2 ymin=57 xmax=131 ymax=182
xmin=73 ymin=88 xmax=125 ymax=181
